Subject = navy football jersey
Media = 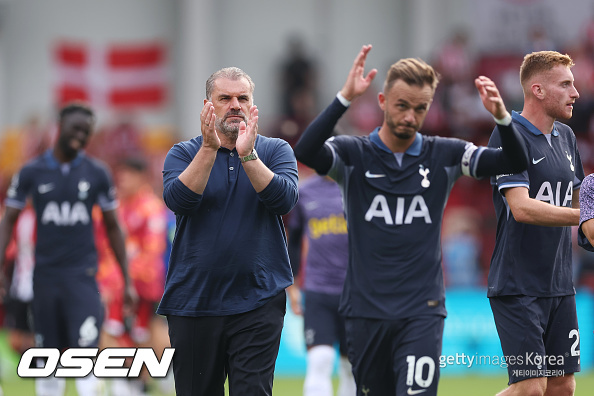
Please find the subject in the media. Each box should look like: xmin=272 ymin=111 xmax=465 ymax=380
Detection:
xmin=488 ymin=111 xmax=583 ymax=297
xmin=288 ymin=175 xmax=348 ymax=295
xmin=5 ymin=150 xmax=117 ymax=277
xmin=326 ymin=128 xmax=485 ymax=320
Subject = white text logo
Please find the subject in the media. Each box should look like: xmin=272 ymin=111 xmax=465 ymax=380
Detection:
xmin=365 ymin=194 xmax=432 ymax=225
xmin=41 ymin=201 xmax=90 ymax=226
xmin=534 ymin=181 xmax=573 ymax=207
xmin=17 ymin=347 xmax=175 ymax=378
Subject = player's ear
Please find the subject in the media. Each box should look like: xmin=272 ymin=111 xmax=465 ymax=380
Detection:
xmin=378 ymin=92 xmax=386 ymax=111
xmin=531 ymin=83 xmax=544 ymax=99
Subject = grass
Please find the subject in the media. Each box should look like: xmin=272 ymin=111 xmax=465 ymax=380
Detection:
xmin=1 ymin=371 xmax=593 ymax=395
xmin=269 ymin=373 xmax=594 ymax=395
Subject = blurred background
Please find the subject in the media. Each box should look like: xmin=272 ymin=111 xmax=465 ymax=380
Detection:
xmin=1 ymin=0 xmax=594 ymax=394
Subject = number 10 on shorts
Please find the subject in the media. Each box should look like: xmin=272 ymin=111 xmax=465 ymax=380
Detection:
xmin=406 ymin=355 xmax=436 ymax=389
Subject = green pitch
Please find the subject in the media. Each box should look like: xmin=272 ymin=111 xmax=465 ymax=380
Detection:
xmin=268 ymin=373 xmax=594 ymax=396
xmin=272 ymin=373 xmax=594 ymax=396
xmin=1 ymin=372 xmax=593 ymax=395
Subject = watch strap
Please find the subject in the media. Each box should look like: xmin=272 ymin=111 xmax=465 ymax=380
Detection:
xmin=240 ymin=149 xmax=258 ymax=163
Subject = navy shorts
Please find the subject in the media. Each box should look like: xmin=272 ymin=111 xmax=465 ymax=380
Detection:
xmin=490 ymin=295 xmax=581 ymax=384
xmin=32 ymin=273 xmax=103 ymax=349
xmin=345 ymin=315 xmax=444 ymax=396
xmin=303 ymin=290 xmax=347 ymax=355
xmin=167 ymin=292 xmax=286 ymax=396
xmin=4 ymin=297 xmax=32 ymax=332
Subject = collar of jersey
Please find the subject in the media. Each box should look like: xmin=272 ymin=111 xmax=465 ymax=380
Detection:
xmin=512 ymin=110 xmax=559 ymax=137
xmin=43 ymin=149 xmax=84 ymax=169
xmin=370 ymin=128 xmax=423 ymax=156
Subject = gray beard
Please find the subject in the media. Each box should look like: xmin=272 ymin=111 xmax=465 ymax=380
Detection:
xmin=216 ymin=119 xmax=239 ymax=141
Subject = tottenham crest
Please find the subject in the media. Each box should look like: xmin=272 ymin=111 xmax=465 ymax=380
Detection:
xmin=78 ymin=179 xmax=90 ymax=200
xmin=419 ymin=165 xmax=430 ymax=188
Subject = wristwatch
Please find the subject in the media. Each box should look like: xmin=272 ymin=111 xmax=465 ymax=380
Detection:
xmin=240 ymin=149 xmax=258 ymax=163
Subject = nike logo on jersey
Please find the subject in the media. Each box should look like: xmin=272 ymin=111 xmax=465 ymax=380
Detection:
xmin=38 ymin=183 xmax=55 ymax=194
xmin=407 ymin=388 xmax=427 ymax=395
xmin=365 ymin=171 xmax=386 ymax=178
xmin=532 ymin=157 xmax=545 ymax=165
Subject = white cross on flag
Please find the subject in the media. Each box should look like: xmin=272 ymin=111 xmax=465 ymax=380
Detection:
xmin=53 ymin=40 xmax=169 ymax=109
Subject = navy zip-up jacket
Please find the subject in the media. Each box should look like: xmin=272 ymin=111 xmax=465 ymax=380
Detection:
xmin=157 ymin=134 xmax=299 ymax=316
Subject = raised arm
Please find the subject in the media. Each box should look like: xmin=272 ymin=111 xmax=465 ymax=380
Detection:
xmin=472 ymin=76 xmax=529 ymax=177
xmin=475 ymin=75 xmax=510 ymax=121
xmin=177 ymin=101 xmax=220 ymax=194
xmin=339 ymin=44 xmax=378 ymax=102
xmin=294 ymin=44 xmax=377 ymax=174
xmin=236 ymin=105 xmax=276 ymax=193
xmin=474 ymin=122 xmax=529 ymax=177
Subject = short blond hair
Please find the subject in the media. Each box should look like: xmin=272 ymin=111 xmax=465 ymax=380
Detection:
xmin=384 ymin=58 xmax=440 ymax=93
xmin=520 ymin=51 xmax=574 ymax=88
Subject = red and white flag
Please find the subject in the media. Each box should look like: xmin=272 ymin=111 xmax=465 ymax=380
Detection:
xmin=53 ymin=40 xmax=169 ymax=109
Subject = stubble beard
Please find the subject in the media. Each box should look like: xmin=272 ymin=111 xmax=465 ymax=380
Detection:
xmin=216 ymin=111 xmax=246 ymax=141
xmin=543 ymin=98 xmax=574 ymax=121
xmin=387 ymin=118 xmax=416 ymax=141
xmin=216 ymin=118 xmax=239 ymax=141
xmin=548 ymin=106 xmax=573 ymax=121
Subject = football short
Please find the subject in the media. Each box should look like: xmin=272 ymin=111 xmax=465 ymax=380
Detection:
xmin=167 ymin=292 xmax=286 ymax=396
xmin=32 ymin=273 xmax=104 ymax=349
xmin=345 ymin=315 xmax=444 ymax=396
xmin=4 ymin=297 xmax=32 ymax=332
xmin=303 ymin=290 xmax=348 ymax=355
xmin=490 ymin=294 xmax=581 ymax=384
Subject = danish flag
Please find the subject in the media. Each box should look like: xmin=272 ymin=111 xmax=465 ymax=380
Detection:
xmin=53 ymin=40 xmax=169 ymax=109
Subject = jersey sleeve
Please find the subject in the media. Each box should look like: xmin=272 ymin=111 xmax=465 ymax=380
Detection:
xmin=4 ymin=167 xmax=34 ymax=210
xmin=487 ymin=126 xmax=529 ymax=193
xmin=161 ymin=140 xmax=204 ymax=215
xmin=256 ymin=137 xmax=299 ymax=215
xmin=96 ymin=163 xmax=118 ymax=212
xmin=435 ymin=136 xmax=485 ymax=180
xmin=293 ymin=97 xmax=348 ymax=175
xmin=325 ymin=135 xmax=357 ymax=185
